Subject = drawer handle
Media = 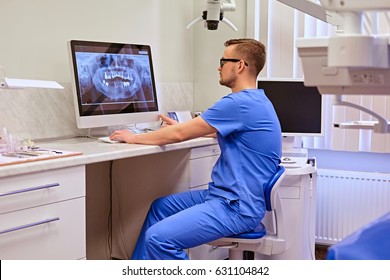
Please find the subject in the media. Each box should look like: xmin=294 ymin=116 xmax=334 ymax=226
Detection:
xmin=0 ymin=183 xmax=60 ymax=198
xmin=0 ymin=217 xmax=60 ymax=235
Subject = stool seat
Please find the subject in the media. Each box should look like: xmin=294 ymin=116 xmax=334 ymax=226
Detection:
xmin=228 ymin=223 xmax=266 ymax=239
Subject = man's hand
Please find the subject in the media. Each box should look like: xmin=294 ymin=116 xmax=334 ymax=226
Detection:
xmin=109 ymin=129 xmax=136 ymax=144
xmin=109 ymin=114 xmax=217 ymax=145
xmin=160 ymin=114 xmax=179 ymax=127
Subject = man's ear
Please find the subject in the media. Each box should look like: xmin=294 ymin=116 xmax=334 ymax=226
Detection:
xmin=237 ymin=60 xmax=246 ymax=73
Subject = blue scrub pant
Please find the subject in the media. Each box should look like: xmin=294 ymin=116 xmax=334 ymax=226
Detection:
xmin=131 ymin=189 xmax=261 ymax=260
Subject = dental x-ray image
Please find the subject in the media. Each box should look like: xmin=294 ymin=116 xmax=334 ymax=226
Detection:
xmin=76 ymin=52 xmax=154 ymax=105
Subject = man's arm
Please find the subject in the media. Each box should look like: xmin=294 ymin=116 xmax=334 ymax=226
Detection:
xmin=109 ymin=116 xmax=217 ymax=145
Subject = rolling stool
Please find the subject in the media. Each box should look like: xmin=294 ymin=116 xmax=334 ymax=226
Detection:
xmin=208 ymin=165 xmax=287 ymax=260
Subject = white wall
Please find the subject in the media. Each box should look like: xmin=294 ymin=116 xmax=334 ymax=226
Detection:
xmin=192 ymin=0 xmax=249 ymax=111
xmin=0 ymin=0 xmax=193 ymax=83
xmin=0 ymin=1 xmax=196 ymax=140
xmin=1 ymin=0 xmax=253 ymax=113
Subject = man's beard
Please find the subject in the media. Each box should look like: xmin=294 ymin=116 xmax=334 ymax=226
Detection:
xmin=219 ymin=72 xmax=236 ymax=89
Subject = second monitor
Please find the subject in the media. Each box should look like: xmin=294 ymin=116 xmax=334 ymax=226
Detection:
xmin=258 ymin=78 xmax=323 ymax=137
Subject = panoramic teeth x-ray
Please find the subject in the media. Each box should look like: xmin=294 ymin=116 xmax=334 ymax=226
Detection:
xmin=76 ymin=53 xmax=151 ymax=102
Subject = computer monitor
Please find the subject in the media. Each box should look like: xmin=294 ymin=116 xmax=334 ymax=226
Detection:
xmin=68 ymin=40 xmax=159 ymax=130
xmin=258 ymin=78 xmax=324 ymax=138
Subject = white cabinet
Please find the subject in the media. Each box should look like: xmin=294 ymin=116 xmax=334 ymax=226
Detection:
xmin=187 ymin=144 xmax=228 ymax=260
xmin=0 ymin=166 xmax=86 ymax=259
xmin=188 ymin=144 xmax=220 ymax=189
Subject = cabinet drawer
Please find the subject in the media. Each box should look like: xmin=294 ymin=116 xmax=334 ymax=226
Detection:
xmin=189 ymin=244 xmax=228 ymax=260
xmin=0 ymin=197 xmax=85 ymax=259
xmin=0 ymin=166 xmax=85 ymax=214
xmin=190 ymin=144 xmax=220 ymax=159
xmin=279 ymin=175 xmax=301 ymax=199
xmin=189 ymin=155 xmax=219 ymax=188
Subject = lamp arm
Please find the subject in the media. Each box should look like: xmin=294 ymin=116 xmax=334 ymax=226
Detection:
xmin=186 ymin=16 xmax=203 ymax=29
xmin=333 ymin=95 xmax=389 ymax=132
xmin=221 ymin=17 xmax=238 ymax=31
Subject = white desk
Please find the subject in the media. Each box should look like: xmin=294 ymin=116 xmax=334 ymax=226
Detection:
xmin=0 ymin=137 xmax=218 ymax=260
xmin=0 ymin=137 xmax=217 ymax=178
xmin=0 ymin=137 xmax=316 ymax=260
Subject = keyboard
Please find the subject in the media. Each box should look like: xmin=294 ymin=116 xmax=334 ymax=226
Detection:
xmin=281 ymin=156 xmax=308 ymax=168
xmin=281 ymin=148 xmax=309 ymax=168
xmin=97 ymin=128 xmax=148 ymax=144
xmin=282 ymin=151 xmax=308 ymax=158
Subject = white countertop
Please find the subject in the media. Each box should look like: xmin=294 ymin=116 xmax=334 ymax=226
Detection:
xmin=0 ymin=137 xmax=218 ymax=178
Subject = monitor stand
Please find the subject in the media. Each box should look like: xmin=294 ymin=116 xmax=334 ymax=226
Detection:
xmin=87 ymin=126 xmax=136 ymax=138
xmin=86 ymin=126 xmax=130 ymax=138
xmin=85 ymin=122 xmax=161 ymax=139
xmin=282 ymin=136 xmax=296 ymax=151
xmin=281 ymin=136 xmax=308 ymax=160
xmin=85 ymin=126 xmax=115 ymax=138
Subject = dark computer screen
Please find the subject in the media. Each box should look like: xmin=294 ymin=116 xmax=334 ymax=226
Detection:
xmin=258 ymin=79 xmax=323 ymax=136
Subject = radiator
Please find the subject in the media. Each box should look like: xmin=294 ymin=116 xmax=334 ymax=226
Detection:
xmin=316 ymin=169 xmax=390 ymax=245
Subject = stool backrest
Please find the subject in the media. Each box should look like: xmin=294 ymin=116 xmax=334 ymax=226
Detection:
xmin=264 ymin=165 xmax=286 ymax=211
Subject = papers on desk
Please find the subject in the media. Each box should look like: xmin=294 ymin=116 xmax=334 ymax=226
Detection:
xmin=0 ymin=148 xmax=82 ymax=166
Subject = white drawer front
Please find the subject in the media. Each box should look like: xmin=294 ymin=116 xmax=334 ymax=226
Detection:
xmin=189 ymin=155 xmax=219 ymax=188
xmin=0 ymin=166 xmax=85 ymax=214
xmin=189 ymin=243 xmax=228 ymax=260
xmin=279 ymin=175 xmax=301 ymax=199
xmin=0 ymin=197 xmax=86 ymax=259
xmin=190 ymin=144 xmax=220 ymax=159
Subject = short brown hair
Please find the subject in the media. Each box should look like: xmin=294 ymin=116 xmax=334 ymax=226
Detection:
xmin=224 ymin=38 xmax=266 ymax=77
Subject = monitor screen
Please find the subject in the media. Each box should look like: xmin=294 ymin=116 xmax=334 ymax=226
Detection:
xmin=68 ymin=40 xmax=159 ymax=129
xmin=258 ymin=78 xmax=323 ymax=137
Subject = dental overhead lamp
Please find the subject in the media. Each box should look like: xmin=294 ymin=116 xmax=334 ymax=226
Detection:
xmin=278 ymin=0 xmax=390 ymax=133
xmin=0 ymin=65 xmax=63 ymax=90
xmin=187 ymin=0 xmax=238 ymax=31
xmin=296 ymin=0 xmax=390 ymax=96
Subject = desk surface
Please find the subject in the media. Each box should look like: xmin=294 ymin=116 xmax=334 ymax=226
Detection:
xmin=0 ymin=137 xmax=218 ymax=178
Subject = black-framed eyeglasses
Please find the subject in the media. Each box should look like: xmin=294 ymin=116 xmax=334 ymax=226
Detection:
xmin=220 ymin=58 xmax=248 ymax=68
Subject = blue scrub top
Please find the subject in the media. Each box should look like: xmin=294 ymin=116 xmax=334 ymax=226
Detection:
xmin=201 ymin=89 xmax=281 ymax=218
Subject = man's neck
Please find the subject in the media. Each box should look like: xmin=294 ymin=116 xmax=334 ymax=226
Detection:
xmin=231 ymin=81 xmax=257 ymax=93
